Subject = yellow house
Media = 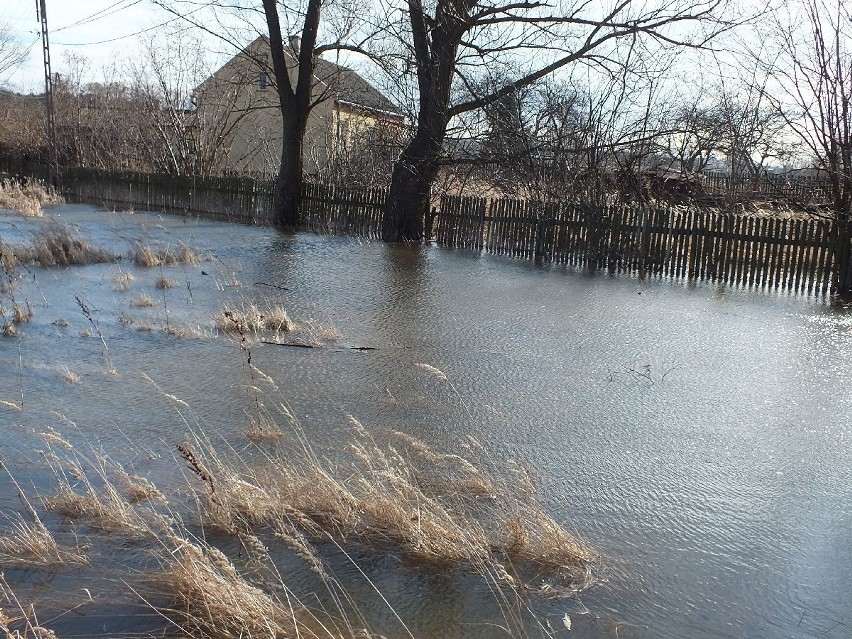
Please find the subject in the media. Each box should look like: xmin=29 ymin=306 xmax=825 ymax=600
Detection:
xmin=193 ymin=35 xmax=404 ymax=176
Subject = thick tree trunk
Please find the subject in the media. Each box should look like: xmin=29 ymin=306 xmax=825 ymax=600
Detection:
xmin=832 ymin=216 xmax=852 ymax=300
xmin=272 ymin=127 xmax=304 ymax=227
xmin=262 ymin=0 xmax=319 ymax=230
xmin=382 ymin=141 xmax=440 ymax=241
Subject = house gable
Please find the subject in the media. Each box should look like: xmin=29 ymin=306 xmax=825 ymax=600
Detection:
xmin=193 ymin=36 xmax=402 ymax=176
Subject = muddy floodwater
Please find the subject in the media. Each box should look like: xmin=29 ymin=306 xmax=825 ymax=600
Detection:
xmin=1 ymin=203 xmax=852 ymax=638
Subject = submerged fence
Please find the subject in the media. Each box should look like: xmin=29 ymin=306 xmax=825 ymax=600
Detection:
xmin=435 ymin=196 xmax=851 ymax=296
xmin=62 ymin=168 xmax=277 ymax=224
xmin=61 ymin=168 xmax=389 ymax=235
xmin=59 ymin=167 xmax=851 ymax=297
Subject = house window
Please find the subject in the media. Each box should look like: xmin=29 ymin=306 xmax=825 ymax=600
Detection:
xmin=257 ymin=71 xmax=268 ymax=91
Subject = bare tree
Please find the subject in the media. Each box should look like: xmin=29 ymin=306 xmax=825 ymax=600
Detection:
xmin=379 ymin=0 xmax=731 ymax=241
xmin=130 ymin=29 xmax=258 ymax=176
xmin=53 ymin=53 xmax=158 ymax=171
xmin=661 ymin=102 xmax=724 ymax=173
xmin=762 ymin=0 xmax=852 ymax=297
xmin=715 ymin=84 xmax=788 ymax=179
xmin=153 ymin=0 xmax=384 ymax=225
xmin=0 ymin=23 xmax=29 ymax=81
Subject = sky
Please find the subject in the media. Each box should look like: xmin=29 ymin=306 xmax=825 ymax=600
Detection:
xmin=1 ymin=1 xmax=224 ymax=92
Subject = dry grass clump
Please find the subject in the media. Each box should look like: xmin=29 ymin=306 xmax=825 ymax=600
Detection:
xmin=111 ymin=271 xmax=134 ymax=291
xmin=0 ymin=302 xmax=31 ymax=337
xmin=501 ymin=510 xmax=595 ymax=574
xmin=0 ymin=241 xmax=19 ymax=270
xmin=155 ymin=276 xmax=175 ymax=289
xmin=43 ymin=455 xmax=151 ymax=536
xmin=175 ymin=420 xmax=593 ymax=584
xmin=115 ymin=468 xmax=165 ymax=504
xmin=390 ymin=430 xmax=495 ymax=497
xmin=24 ymin=225 xmax=116 ymax=267
xmin=132 ymin=241 xmax=202 ymax=267
xmin=0 ymin=575 xmax=59 ymax=639
xmin=130 ymin=293 xmax=154 ymax=308
xmin=216 ymin=303 xmax=294 ymax=335
xmin=0 ymin=515 xmax=87 ymax=566
xmin=245 ymin=413 xmax=284 ymax=441
xmin=0 ymin=179 xmax=63 ymax=217
xmin=12 ymin=303 xmax=32 ymax=324
xmin=302 ymin=318 xmax=343 ymax=346
xmin=156 ymin=533 xmax=295 ymax=639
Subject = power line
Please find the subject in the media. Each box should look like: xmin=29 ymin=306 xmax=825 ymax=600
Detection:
xmin=52 ymin=6 xmax=205 ymax=46
xmin=54 ymin=0 xmax=142 ymax=33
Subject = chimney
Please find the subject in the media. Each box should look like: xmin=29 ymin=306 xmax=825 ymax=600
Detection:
xmin=289 ymin=35 xmax=301 ymax=56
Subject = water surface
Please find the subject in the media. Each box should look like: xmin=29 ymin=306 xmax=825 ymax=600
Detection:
xmin=1 ymin=204 xmax=851 ymax=638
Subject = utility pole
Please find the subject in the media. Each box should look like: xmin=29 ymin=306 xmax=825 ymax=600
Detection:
xmin=36 ymin=0 xmax=58 ymax=188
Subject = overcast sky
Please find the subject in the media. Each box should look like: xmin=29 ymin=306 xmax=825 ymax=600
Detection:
xmin=2 ymin=1 xmax=223 ymax=92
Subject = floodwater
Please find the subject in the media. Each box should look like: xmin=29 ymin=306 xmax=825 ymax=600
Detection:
xmin=1 ymin=203 xmax=851 ymax=638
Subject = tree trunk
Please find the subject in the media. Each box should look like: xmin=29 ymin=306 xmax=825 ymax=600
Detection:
xmin=382 ymin=140 xmax=439 ymax=241
xmin=832 ymin=216 xmax=852 ymax=300
xmin=272 ymin=126 xmax=304 ymax=227
xmin=262 ymin=0 xmax=320 ymax=229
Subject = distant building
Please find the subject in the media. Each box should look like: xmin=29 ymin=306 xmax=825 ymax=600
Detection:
xmin=193 ymin=35 xmax=404 ymax=176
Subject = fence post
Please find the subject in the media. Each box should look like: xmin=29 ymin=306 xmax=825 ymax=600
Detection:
xmin=838 ymin=218 xmax=852 ymax=300
xmin=533 ymin=214 xmax=544 ymax=260
xmin=426 ymin=206 xmax=438 ymax=240
xmin=638 ymin=206 xmax=651 ymax=276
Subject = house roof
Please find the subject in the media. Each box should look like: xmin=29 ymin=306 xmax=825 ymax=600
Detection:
xmin=204 ymin=35 xmax=402 ymax=117
xmin=313 ymin=57 xmax=401 ymax=116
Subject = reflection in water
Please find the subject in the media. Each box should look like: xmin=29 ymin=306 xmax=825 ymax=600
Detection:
xmin=1 ymin=204 xmax=851 ymax=638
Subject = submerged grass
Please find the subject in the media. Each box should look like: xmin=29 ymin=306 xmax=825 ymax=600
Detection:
xmin=132 ymin=241 xmax=203 ymax=267
xmin=0 ymin=575 xmax=60 ymax=639
xmin=1 ymin=225 xmax=118 ymax=268
xmin=216 ymin=303 xmax=294 ymax=335
xmin=0 ymin=179 xmax=63 ymax=217
xmin=171 ymin=412 xmax=594 ymax=585
xmin=0 ymin=514 xmax=87 ymax=566
xmin=111 ymin=271 xmax=134 ymax=291
xmin=3 ymin=391 xmax=595 ymax=639
xmin=156 ymin=532 xmax=295 ymax=639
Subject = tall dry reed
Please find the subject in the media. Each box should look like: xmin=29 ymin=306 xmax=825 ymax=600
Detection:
xmin=0 ymin=179 xmax=62 ymax=217
xmin=131 ymin=241 xmax=203 ymax=267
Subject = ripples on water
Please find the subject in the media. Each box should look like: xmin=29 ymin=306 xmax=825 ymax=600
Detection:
xmin=1 ymin=204 xmax=851 ymax=638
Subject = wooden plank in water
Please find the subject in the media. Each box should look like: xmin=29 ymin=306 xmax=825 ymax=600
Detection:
xmin=757 ymin=217 xmax=772 ymax=288
xmin=819 ymin=221 xmax=835 ymax=295
xmin=808 ymin=219 xmax=824 ymax=293
xmin=794 ymin=218 xmax=811 ymax=293
xmin=775 ymin=219 xmax=789 ymax=289
xmin=784 ymin=219 xmax=800 ymax=290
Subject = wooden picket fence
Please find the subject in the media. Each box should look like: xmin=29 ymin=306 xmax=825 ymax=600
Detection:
xmin=62 ymin=168 xmax=276 ymax=224
xmin=435 ymin=196 xmax=851 ymax=296
xmin=301 ymin=182 xmax=388 ymax=237
xmin=62 ymin=168 xmax=389 ymax=236
xmin=699 ymin=171 xmax=831 ymax=205
xmin=58 ymin=167 xmax=851 ymax=296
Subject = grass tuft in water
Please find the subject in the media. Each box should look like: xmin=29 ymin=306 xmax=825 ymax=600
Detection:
xmin=155 ymin=276 xmax=176 ymax=289
xmin=0 ymin=179 xmax=62 ymax=217
xmin=132 ymin=241 xmax=203 ymax=267
xmin=0 ymin=514 xmax=87 ymax=566
xmin=111 ymin=271 xmax=134 ymax=291
xmin=216 ymin=303 xmax=294 ymax=335
xmin=130 ymin=293 xmax=155 ymax=308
